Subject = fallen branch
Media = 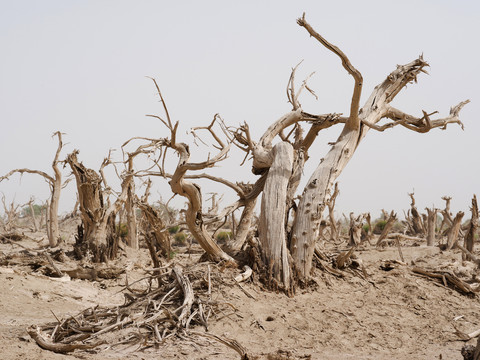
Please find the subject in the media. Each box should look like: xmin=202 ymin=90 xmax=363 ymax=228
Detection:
xmin=234 ymin=265 xmax=253 ymax=282
xmin=27 ymin=326 xmax=103 ymax=353
xmin=411 ymin=267 xmax=476 ymax=297
xmin=173 ymin=266 xmax=194 ymax=328
xmin=189 ymin=330 xmax=251 ymax=360
xmin=456 ymin=327 xmax=480 ymax=341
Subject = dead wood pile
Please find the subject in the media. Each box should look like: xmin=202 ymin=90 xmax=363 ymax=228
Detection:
xmin=27 ymin=263 xmax=251 ymax=359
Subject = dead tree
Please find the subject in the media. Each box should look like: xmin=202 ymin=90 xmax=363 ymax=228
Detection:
xmin=446 ymin=211 xmax=465 ymax=250
xmin=425 ymin=207 xmax=438 ymax=246
xmin=439 ymin=196 xmax=454 ymax=233
xmin=0 ymin=195 xmax=21 ymax=232
xmin=258 ymin=141 xmax=294 ymax=290
xmin=132 ymin=14 xmax=468 ymax=288
xmin=239 ymin=14 xmax=468 ymax=283
xmin=348 ymin=213 xmax=364 ymax=246
xmin=326 ymin=182 xmax=340 ymax=242
xmin=376 ymin=211 xmax=397 ymax=246
xmin=463 ymin=195 xmax=478 ymax=259
xmin=139 ymin=82 xmax=235 ymax=262
xmin=0 ymin=132 xmax=65 ymax=246
xmin=408 ymin=192 xmax=425 ymax=236
xmin=66 ymin=151 xmax=131 ymax=261
xmin=27 ymin=197 xmax=39 ymax=232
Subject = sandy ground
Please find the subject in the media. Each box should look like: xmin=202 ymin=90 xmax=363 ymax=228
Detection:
xmin=1 ymin=223 xmax=479 ymax=360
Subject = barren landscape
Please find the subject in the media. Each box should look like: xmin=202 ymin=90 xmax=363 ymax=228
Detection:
xmin=1 ymin=7 xmax=479 ymax=360
xmin=1 ymin=217 xmax=480 ymax=360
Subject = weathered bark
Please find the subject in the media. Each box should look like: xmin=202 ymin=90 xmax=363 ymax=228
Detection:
xmin=0 ymin=196 xmax=21 ymax=232
xmin=125 ymin=158 xmax=138 ymax=249
xmin=0 ymin=132 xmax=64 ymax=246
xmin=289 ymin=19 xmax=466 ymax=279
xmin=226 ymin=197 xmax=257 ymax=252
xmin=27 ymin=198 xmax=38 ymax=232
xmin=463 ymin=195 xmax=478 ymax=259
xmin=49 ymin=132 xmax=63 ymax=245
xmin=258 ymin=142 xmax=294 ymax=290
xmin=326 ymin=182 xmax=340 ymax=242
xmin=439 ymin=196 xmax=453 ymax=233
xmin=169 ymin=148 xmax=233 ymax=262
xmin=67 ymin=151 xmax=122 ymax=261
xmin=348 ymin=213 xmax=363 ymax=246
xmin=446 ymin=211 xmax=465 ymax=250
xmin=408 ymin=193 xmax=425 ymax=236
xmin=426 ymin=207 xmax=438 ymax=246
xmin=137 ymin=201 xmax=171 ymax=258
xmin=365 ymin=213 xmax=374 ymax=242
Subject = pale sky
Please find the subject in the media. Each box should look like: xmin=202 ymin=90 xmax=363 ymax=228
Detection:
xmin=0 ymin=0 xmax=478 ymax=219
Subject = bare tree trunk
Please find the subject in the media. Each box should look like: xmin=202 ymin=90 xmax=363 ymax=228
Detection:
xmin=326 ymin=182 xmax=339 ymax=242
xmin=365 ymin=213 xmax=374 ymax=242
xmin=463 ymin=195 xmax=478 ymax=259
xmin=125 ymin=159 xmax=138 ymax=249
xmin=49 ymin=133 xmax=63 ymax=245
xmin=376 ymin=211 xmax=397 ymax=246
xmin=45 ymin=200 xmax=51 ymax=241
xmin=259 ymin=142 xmax=294 ymax=290
xmin=446 ymin=211 xmax=465 ymax=250
xmin=0 ymin=132 xmax=64 ymax=246
xmin=348 ymin=213 xmax=363 ymax=246
xmin=426 ymin=207 xmax=437 ymax=246
xmin=226 ymin=198 xmax=257 ymax=252
xmin=28 ymin=198 xmax=38 ymax=232
xmin=137 ymin=201 xmax=171 ymax=258
xmin=67 ymin=151 xmax=121 ymax=261
xmin=440 ymin=196 xmax=453 ymax=233
xmin=125 ymin=191 xmax=137 ymax=249
xmin=408 ymin=193 xmax=425 ymax=236
xmin=1 ymin=196 xmax=21 ymax=232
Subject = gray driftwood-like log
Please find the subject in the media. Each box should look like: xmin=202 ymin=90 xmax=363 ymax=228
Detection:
xmin=0 ymin=132 xmax=64 ymax=247
xmin=258 ymin=142 xmax=294 ymax=290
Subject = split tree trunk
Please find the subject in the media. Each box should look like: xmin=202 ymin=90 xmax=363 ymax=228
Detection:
xmin=259 ymin=142 xmax=294 ymax=290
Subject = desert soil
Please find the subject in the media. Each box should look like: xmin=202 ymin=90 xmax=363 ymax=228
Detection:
xmin=1 ymin=220 xmax=479 ymax=360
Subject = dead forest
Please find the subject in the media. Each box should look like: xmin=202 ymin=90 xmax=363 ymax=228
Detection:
xmin=1 ymin=14 xmax=479 ymax=360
